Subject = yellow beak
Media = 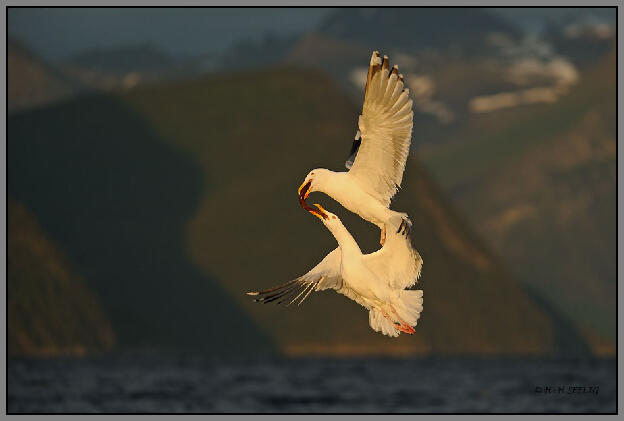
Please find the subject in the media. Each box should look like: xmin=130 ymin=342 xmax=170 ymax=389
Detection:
xmin=298 ymin=180 xmax=311 ymax=199
xmin=309 ymin=203 xmax=328 ymax=220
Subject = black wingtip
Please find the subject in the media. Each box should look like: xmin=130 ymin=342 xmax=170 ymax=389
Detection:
xmin=345 ymin=130 xmax=362 ymax=170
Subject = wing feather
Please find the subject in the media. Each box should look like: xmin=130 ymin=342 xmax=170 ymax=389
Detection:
xmin=349 ymin=51 xmax=414 ymax=207
xmin=363 ymin=229 xmax=423 ymax=290
xmin=388 ymin=89 xmax=411 ymax=114
xmin=387 ymin=77 xmax=405 ymax=106
xmin=246 ymin=248 xmax=342 ymax=306
xmin=382 ymin=72 xmax=399 ymax=106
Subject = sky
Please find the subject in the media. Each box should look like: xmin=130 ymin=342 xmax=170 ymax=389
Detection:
xmin=491 ymin=7 xmax=616 ymax=33
xmin=8 ymin=7 xmax=616 ymax=61
xmin=8 ymin=8 xmax=332 ymax=60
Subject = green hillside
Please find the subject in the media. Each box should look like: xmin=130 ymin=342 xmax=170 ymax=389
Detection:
xmin=8 ymin=67 xmax=588 ymax=356
xmin=418 ymin=48 xmax=616 ymax=353
xmin=8 ymin=196 xmax=115 ymax=356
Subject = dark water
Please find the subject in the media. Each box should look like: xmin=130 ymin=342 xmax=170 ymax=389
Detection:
xmin=8 ymin=355 xmax=616 ymax=413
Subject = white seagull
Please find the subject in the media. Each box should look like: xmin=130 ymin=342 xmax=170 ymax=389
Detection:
xmin=247 ymin=204 xmax=423 ymax=337
xmin=298 ymin=51 xmax=414 ymax=245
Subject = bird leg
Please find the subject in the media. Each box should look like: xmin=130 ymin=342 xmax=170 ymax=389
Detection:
xmin=380 ymin=225 xmax=386 ymax=246
xmin=394 ymin=322 xmax=415 ymax=335
xmin=390 ymin=305 xmax=415 ymax=334
xmin=380 ymin=308 xmax=414 ymax=335
xmin=380 ymin=309 xmax=402 ymax=330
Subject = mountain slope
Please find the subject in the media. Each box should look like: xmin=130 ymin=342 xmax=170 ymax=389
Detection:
xmin=318 ymin=7 xmax=520 ymax=53
xmin=9 ymin=66 xmax=592 ymax=355
xmin=117 ymin=67 xmax=566 ymax=355
xmin=8 ymin=196 xmax=116 ymax=356
xmin=8 ymin=38 xmax=78 ymax=113
xmin=8 ymin=96 xmax=276 ymax=356
xmin=418 ymin=48 xmax=616 ymax=352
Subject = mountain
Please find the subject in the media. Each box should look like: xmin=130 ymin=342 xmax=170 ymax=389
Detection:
xmin=67 ymin=44 xmax=176 ymax=74
xmin=417 ymin=47 xmax=616 ymax=354
xmin=8 ymin=95 xmax=276 ymax=356
xmin=8 ymin=196 xmax=116 ymax=356
xmin=62 ymin=44 xmax=203 ymax=90
xmin=277 ymin=9 xmax=616 ymax=355
xmin=318 ymin=7 xmax=521 ymax=54
xmin=543 ymin=18 xmax=615 ymax=69
xmin=8 ymin=37 xmax=203 ymax=105
xmin=222 ymin=7 xmax=523 ymax=103
xmin=221 ymin=32 xmax=299 ymax=71
xmin=8 ymin=38 xmax=78 ymax=113
xmin=7 ymin=67 xmax=583 ymax=356
xmin=280 ymin=8 xmax=541 ymax=135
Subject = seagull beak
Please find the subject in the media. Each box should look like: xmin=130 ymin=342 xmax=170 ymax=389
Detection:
xmin=298 ymin=180 xmax=326 ymax=220
xmin=309 ymin=203 xmax=329 ymax=220
xmin=298 ymin=180 xmax=311 ymax=200
xmin=298 ymin=180 xmax=316 ymax=214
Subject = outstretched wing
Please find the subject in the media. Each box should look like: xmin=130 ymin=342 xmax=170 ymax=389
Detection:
xmin=246 ymin=248 xmax=342 ymax=306
xmin=348 ymin=51 xmax=414 ymax=207
xmin=363 ymin=227 xmax=423 ymax=290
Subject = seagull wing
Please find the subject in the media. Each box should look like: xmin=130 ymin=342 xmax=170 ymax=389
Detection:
xmin=348 ymin=51 xmax=414 ymax=207
xmin=246 ymin=248 xmax=342 ymax=306
xmin=363 ymin=229 xmax=423 ymax=290
xmin=335 ymin=283 xmax=373 ymax=310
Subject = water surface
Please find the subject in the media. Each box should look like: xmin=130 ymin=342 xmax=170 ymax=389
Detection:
xmin=8 ymin=355 xmax=616 ymax=413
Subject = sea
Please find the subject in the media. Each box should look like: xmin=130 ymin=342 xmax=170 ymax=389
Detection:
xmin=8 ymin=354 xmax=616 ymax=413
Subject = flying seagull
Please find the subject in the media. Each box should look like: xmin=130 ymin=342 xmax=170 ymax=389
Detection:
xmin=298 ymin=51 xmax=414 ymax=246
xmin=247 ymin=204 xmax=423 ymax=337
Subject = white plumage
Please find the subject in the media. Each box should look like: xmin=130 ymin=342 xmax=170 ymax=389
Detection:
xmin=247 ymin=204 xmax=423 ymax=337
xmin=351 ymin=52 xmax=413 ymax=207
xmin=298 ymin=51 xmax=414 ymax=245
xmin=248 ymin=51 xmax=424 ymax=338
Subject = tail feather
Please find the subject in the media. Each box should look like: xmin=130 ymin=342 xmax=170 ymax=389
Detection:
xmin=392 ymin=290 xmax=424 ymax=327
xmin=369 ymin=308 xmax=400 ymax=337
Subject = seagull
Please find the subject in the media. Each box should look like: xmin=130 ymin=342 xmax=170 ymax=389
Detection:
xmin=298 ymin=51 xmax=414 ymax=246
xmin=247 ymin=204 xmax=423 ymax=337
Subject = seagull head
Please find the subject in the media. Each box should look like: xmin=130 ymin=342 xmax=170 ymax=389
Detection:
xmin=307 ymin=204 xmax=347 ymax=238
xmin=298 ymin=169 xmax=330 ymax=210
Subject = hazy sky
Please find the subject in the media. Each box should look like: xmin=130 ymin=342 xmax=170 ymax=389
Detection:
xmin=8 ymin=7 xmax=615 ymax=61
xmin=8 ymin=8 xmax=332 ymax=60
xmin=491 ymin=7 xmax=615 ymax=33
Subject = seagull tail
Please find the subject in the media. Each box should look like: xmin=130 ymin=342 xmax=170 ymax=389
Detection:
xmin=392 ymin=289 xmax=424 ymax=327
xmin=369 ymin=308 xmax=400 ymax=337
xmin=246 ymin=277 xmax=319 ymax=306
